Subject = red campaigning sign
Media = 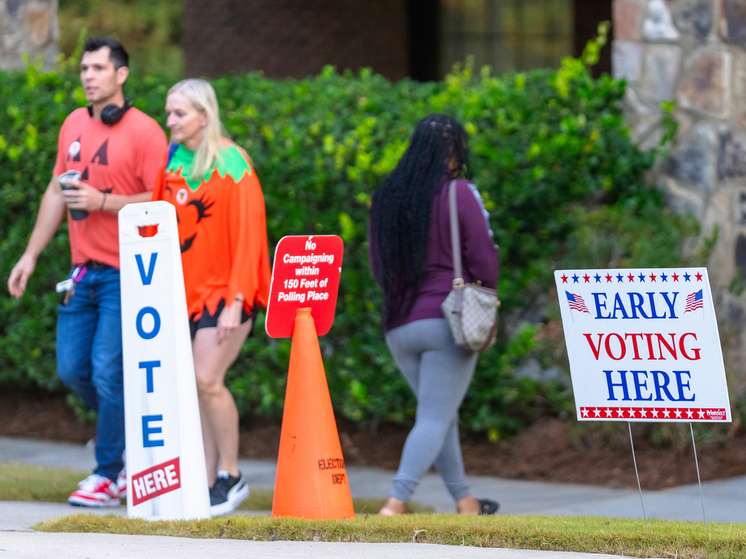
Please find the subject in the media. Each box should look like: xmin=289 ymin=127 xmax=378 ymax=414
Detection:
xmin=266 ymin=235 xmax=343 ymax=338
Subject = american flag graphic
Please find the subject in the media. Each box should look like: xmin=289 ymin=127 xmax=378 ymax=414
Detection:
xmin=565 ymin=291 xmax=590 ymax=313
xmin=685 ymin=290 xmax=704 ymax=313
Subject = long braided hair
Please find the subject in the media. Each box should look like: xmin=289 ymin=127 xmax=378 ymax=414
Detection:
xmin=370 ymin=114 xmax=470 ymax=330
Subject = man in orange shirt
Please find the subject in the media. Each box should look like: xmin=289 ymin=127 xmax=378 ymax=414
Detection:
xmin=7 ymin=38 xmax=167 ymax=506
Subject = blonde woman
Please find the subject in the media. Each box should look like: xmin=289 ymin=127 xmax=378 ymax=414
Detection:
xmin=151 ymin=79 xmax=271 ymax=515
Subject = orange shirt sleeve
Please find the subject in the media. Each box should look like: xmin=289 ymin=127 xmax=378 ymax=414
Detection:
xmin=142 ymin=156 xmax=169 ymax=239
xmin=226 ymin=163 xmax=271 ymax=312
xmin=150 ymin=156 xmax=168 ymax=202
xmin=136 ymin=124 xmax=168 ymax=192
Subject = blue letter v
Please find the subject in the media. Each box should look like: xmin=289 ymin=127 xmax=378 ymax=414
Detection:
xmin=135 ymin=253 xmax=158 ymax=286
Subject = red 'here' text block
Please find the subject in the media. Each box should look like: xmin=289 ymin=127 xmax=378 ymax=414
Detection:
xmin=131 ymin=457 xmax=181 ymax=506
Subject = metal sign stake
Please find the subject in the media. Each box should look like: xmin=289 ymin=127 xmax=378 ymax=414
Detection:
xmin=628 ymin=422 xmax=647 ymax=525
xmin=689 ymin=422 xmax=707 ymax=527
xmin=555 ymin=267 xmax=731 ymax=524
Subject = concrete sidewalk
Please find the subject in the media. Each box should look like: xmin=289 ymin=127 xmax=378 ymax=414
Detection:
xmin=0 ymin=533 xmax=652 ymax=559
xmin=2 ymin=435 xmax=741 ymax=559
xmin=2 ymin=436 xmax=744 ymax=523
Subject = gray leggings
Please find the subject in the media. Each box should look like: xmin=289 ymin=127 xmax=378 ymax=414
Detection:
xmin=385 ymin=318 xmax=478 ymax=503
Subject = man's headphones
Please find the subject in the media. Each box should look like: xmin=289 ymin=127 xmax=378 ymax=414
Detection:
xmin=86 ymin=97 xmax=132 ymax=126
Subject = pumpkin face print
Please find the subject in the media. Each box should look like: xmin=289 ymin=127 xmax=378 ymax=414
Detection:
xmin=163 ymin=143 xmax=252 ymax=254
xmin=164 ymin=181 xmax=215 ymax=253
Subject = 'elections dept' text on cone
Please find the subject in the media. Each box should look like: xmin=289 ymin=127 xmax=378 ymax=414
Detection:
xmin=271 ymin=308 xmax=354 ymax=519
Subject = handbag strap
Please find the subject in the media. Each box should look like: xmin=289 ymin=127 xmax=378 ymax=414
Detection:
xmin=448 ymin=180 xmax=463 ymax=283
xmin=448 ymin=180 xmax=465 ymax=313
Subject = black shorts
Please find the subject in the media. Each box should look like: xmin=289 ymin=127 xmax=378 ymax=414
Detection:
xmin=189 ymin=298 xmax=254 ymax=339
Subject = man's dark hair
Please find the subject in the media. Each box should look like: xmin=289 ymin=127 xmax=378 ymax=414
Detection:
xmin=83 ymin=38 xmax=129 ymax=70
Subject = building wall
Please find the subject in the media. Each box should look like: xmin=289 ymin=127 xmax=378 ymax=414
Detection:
xmin=0 ymin=0 xmax=59 ymax=70
xmin=183 ymin=0 xmax=410 ymax=80
xmin=575 ymin=0 xmax=613 ymax=77
xmin=613 ymin=0 xmax=746 ymax=382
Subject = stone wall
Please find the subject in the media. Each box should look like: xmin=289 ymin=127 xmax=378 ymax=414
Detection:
xmin=613 ymin=0 xmax=746 ymax=383
xmin=0 ymin=0 xmax=58 ymax=70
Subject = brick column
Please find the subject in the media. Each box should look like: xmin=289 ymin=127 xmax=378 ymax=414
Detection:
xmin=0 ymin=0 xmax=59 ymax=70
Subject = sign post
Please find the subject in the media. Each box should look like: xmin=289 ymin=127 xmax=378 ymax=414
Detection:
xmin=266 ymin=235 xmax=353 ymax=519
xmin=119 ymin=201 xmax=210 ymax=520
xmin=555 ymin=267 xmax=731 ymax=524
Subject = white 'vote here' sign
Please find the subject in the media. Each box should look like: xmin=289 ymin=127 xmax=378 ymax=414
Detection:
xmin=119 ymin=201 xmax=211 ymax=520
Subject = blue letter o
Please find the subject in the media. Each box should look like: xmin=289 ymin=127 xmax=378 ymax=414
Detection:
xmin=136 ymin=307 xmax=161 ymax=340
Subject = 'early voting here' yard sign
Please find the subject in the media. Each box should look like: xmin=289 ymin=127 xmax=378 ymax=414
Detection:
xmin=554 ymin=268 xmax=731 ymax=423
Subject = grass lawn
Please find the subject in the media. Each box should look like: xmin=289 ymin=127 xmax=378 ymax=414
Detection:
xmin=36 ymin=513 xmax=746 ymax=558
xmin=6 ymin=461 xmax=746 ymax=558
xmin=0 ymin=462 xmax=427 ymax=513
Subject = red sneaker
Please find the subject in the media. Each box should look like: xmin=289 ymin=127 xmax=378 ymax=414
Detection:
xmin=68 ymin=474 xmax=120 ymax=507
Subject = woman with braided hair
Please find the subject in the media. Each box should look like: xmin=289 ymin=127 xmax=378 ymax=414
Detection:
xmin=368 ymin=114 xmax=499 ymax=515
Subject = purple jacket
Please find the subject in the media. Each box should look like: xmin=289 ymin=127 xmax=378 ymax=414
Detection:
xmin=370 ymin=177 xmax=499 ymax=332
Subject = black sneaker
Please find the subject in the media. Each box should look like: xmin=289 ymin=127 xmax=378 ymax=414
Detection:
xmin=210 ymin=470 xmax=249 ymax=516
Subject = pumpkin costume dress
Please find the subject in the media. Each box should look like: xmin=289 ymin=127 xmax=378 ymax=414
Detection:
xmin=152 ymin=139 xmax=271 ymax=333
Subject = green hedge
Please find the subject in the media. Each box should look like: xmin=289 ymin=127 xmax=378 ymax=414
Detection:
xmin=0 ymin=50 xmax=698 ymax=437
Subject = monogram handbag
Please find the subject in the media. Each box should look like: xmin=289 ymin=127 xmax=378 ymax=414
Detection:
xmin=441 ymin=180 xmax=499 ymax=352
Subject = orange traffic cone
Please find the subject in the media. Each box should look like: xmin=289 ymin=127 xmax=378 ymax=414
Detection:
xmin=271 ymin=308 xmax=355 ymax=519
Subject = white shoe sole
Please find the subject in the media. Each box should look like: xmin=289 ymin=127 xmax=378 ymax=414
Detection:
xmin=68 ymin=496 xmax=121 ymax=507
xmin=210 ymin=483 xmax=249 ymax=516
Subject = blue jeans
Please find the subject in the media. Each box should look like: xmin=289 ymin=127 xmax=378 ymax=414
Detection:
xmin=57 ymin=266 xmax=124 ymax=482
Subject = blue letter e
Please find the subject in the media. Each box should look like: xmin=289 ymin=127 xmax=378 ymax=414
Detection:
xmin=142 ymin=415 xmax=164 ymax=447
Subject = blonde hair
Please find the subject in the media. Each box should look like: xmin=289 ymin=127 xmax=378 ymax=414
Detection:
xmin=168 ymin=79 xmax=223 ymax=181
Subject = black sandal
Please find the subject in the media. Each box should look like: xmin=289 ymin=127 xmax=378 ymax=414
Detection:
xmin=478 ymin=498 xmax=499 ymax=515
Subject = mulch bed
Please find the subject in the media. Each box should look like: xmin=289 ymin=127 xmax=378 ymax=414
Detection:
xmin=3 ymin=389 xmax=745 ymax=491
